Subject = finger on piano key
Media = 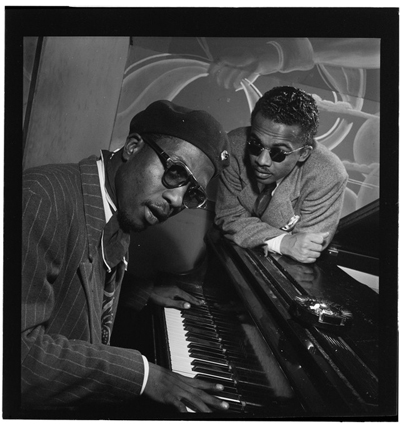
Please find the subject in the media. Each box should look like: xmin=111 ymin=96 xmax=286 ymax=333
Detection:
xmin=195 ymin=374 xmax=238 ymax=393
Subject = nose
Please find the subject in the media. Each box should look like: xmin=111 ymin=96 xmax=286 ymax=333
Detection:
xmin=163 ymin=185 xmax=187 ymax=211
xmin=256 ymin=148 xmax=272 ymax=166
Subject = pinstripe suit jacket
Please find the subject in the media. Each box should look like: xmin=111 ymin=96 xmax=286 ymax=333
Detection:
xmin=22 ymin=156 xmax=146 ymax=408
xmin=215 ymin=127 xmax=348 ymax=249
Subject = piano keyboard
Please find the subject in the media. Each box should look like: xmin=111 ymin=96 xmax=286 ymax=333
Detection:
xmin=163 ymin=288 xmax=285 ymax=413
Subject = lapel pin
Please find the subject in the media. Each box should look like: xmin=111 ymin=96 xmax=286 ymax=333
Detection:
xmin=280 ymin=215 xmax=300 ymax=231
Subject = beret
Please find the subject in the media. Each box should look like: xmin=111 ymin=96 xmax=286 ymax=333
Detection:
xmin=129 ymin=100 xmax=230 ymax=178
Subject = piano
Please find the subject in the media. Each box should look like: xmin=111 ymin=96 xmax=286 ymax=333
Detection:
xmin=111 ymin=200 xmax=393 ymax=419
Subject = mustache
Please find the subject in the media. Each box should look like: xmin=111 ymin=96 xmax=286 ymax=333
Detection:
xmin=253 ymin=165 xmax=272 ymax=173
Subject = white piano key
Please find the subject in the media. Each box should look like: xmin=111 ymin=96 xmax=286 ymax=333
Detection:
xmin=165 ymin=309 xmax=196 ymax=377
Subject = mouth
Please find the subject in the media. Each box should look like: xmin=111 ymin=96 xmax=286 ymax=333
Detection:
xmin=253 ymin=168 xmax=273 ymax=180
xmin=144 ymin=204 xmax=169 ymax=226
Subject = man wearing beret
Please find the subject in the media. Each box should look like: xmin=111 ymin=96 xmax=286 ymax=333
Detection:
xmin=22 ymin=100 xmax=230 ymax=413
xmin=215 ymin=86 xmax=348 ymax=263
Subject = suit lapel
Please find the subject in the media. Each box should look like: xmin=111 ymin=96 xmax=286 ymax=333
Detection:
xmin=238 ymin=162 xmax=303 ymax=229
xmin=237 ymin=162 xmax=259 ymax=211
xmin=78 ymin=156 xmax=106 ymax=343
xmin=265 ymin=166 xmax=302 ymax=227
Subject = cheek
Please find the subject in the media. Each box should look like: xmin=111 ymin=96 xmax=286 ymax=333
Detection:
xmin=117 ymin=161 xmax=163 ymax=208
xmin=274 ymin=159 xmax=297 ymax=177
xmin=116 ymin=163 xmax=141 ymax=209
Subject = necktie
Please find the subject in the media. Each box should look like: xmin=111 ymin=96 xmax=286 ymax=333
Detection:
xmin=101 ymin=218 xmax=129 ymax=345
xmin=101 ymin=269 xmax=116 ymax=345
xmin=254 ymin=182 xmax=276 ymax=217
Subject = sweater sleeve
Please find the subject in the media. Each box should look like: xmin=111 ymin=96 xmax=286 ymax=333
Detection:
xmin=290 ymin=162 xmax=348 ymax=246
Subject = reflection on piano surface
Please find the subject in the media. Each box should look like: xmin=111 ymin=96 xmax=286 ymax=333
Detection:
xmin=112 ymin=201 xmax=384 ymax=419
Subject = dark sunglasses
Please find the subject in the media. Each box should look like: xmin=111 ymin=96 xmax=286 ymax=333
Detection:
xmin=140 ymin=136 xmax=208 ymax=209
xmin=247 ymin=138 xmax=310 ymax=163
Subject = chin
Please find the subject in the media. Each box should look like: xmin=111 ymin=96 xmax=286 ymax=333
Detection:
xmin=117 ymin=211 xmax=145 ymax=233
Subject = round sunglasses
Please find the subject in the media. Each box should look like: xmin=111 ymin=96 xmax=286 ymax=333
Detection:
xmin=247 ymin=138 xmax=311 ymax=162
xmin=140 ymin=136 xmax=208 ymax=209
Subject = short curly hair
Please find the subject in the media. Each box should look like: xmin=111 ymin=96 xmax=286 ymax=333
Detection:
xmin=251 ymin=86 xmax=319 ymax=147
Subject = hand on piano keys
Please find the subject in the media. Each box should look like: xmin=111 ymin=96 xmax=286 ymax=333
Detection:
xmin=143 ymin=362 xmax=230 ymax=413
xmin=150 ymin=285 xmax=206 ymax=310
xmin=163 ymin=301 xmax=287 ymax=414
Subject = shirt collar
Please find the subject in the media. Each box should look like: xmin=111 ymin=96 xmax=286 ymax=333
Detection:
xmin=97 ymin=150 xmax=117 ymax=223
xmin=97 ymin=150 xmax=128 ymax=272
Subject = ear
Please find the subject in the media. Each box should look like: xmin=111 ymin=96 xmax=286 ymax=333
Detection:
xmin=297 ymin=146 xmax=313 ymax=163
xmin=122 ymin=133 xmax=145 ymax=161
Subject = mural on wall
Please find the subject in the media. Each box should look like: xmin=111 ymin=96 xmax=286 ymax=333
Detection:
xmin=110 ymin=37 xmax=380 ymax=218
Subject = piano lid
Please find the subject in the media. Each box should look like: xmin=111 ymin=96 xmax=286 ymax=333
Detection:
xmin=324 ymin=199 xmax=379 ymax=276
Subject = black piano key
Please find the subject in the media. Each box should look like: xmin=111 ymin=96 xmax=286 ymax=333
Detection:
xmin=186 ymin=305 xmax=211 ymax=313
xmin=183 ymin=308 xmax=237 ymax=324
xmin=184 ymin=330 xmax=221 ymax=343
xmin=182 ymin=319 xmax=217 ymax=331
xmin=182 ymin=306 xmax=212 ymax=315
xmin=233 ymin=375 xmax=271 ymax=388
xmin=195 ymin=373 xmax=238 ymax=388
xmin=182 ymin=312 xmax=214 ymax=321
xmin=192 ymin=360 xmax=232 ymax=373
xmin=181 ymin=315 xmax=215 ymax=326
xmin=186 ymin=335 xmax=223 ymax=349
xmin=192 ymin=365 xmax=233 ymax=379
xmin=188 ymin=341 xmax=227 ymax=355
xmin=183 ymin=325 xmax=221 ymax=340
xmin=191 ymin=369 xmax=235 ymax=383
xmin=181 ymin=311 xmax=214 ymax=322
xmin=184 ymin=324 xmax=243 ymax=345
xmin=189 ymin=352 xmax=229 ymax=365
xmin=191 ymin=359 xmax=231 ymax=370
xmin=189 ymin=346 xmax=227 ymax=359
xmin=215 ymin=393 xmax=243 ymax=403
xmin=186 ymin=331 xmax=227 ymax=345
xmin=215 ymin=392 xmax=242 ymax=402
